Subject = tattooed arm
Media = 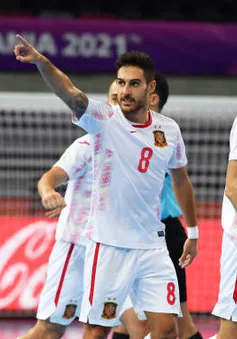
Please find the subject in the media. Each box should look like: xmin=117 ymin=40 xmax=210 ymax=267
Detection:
xmin=14 ymin=34 xmax=88 ymax=119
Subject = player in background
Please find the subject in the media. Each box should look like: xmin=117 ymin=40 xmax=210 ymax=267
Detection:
xmin=16 ymin=84 xmax=119 ymax=339
xmin=208 ymin=116 xmax=237 ymax=339
xmin=112 ymin=73 xmax=203 ymax=339
xmin=14 ymin=36 xmax=198 ymax=339
xmin=108 ymin=80 xmax=118 ymax=105
xmin=17 ymin=135 xmax=100 ymax=339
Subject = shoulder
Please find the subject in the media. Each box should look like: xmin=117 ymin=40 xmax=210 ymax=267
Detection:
xmin=76 ymin=134 xmax=90 ymax=146
xmin=64 ymin=135 xmax=91 ymax=159
xmin=151 ymin=111 xmax=180 ymax=130
xmin=87 ymin=99 xmax=115 ymax=115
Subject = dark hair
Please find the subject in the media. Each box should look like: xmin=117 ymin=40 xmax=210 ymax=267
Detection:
xmin=153 ymin=71 xmax=169 ymax=111
xmin=115 ymin=51 xmax=155 ymax=83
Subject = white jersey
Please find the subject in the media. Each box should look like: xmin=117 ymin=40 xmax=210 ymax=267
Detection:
xmin=72 ymin=99 xmax=187 ymax=249
xmin=221 ymin=115 xmax=237 ymax=237
xmin=54 ymin=135 xmax=92 ymax=245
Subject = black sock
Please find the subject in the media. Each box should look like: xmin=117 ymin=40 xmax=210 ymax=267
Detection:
xmin=188 ymin=331 xmax=203 ymax=339
xmin=112 ymin=332 xmax=130 ymax=339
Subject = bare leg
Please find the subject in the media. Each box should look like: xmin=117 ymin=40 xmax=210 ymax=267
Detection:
xmin=177 ymin=302 xmax=201 ymax=339
xmin=145 ymin=312 xmax=177 ymax=339
xmin=217 ymin=318 xmax=237 ymax=339
xmin=83 ymin=323 xmax=111 ymax=339
xmin=18 ymin=319 xmax=66 ymax=339
xmin=114 ymin=307 xmax=149 ymax=339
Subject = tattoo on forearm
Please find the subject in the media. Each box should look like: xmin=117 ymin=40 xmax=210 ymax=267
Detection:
xmin=66 ymin=93 xmax=88 ymax=119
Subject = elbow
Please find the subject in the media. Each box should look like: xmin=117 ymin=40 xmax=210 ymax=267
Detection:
xmin=66 ymin=88 xmax=88 ymax=119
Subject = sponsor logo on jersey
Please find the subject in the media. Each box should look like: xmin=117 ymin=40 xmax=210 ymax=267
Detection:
xmin=101 ymin=301 xmax=118 ymax=319
xmin=153 ymin=130 xmax=168 ymax=147
xmin=63 ymin=304 xmax=77 ymax=319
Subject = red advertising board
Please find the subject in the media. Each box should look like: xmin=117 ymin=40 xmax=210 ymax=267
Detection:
xmin=0 ymin=216 xmax=222 ymax=312
xmin=0 ymin=217 xmax=56 ymax=311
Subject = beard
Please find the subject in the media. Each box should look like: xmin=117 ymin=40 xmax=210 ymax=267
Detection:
xmin=118 ymin=95 xmax=147 ymax=116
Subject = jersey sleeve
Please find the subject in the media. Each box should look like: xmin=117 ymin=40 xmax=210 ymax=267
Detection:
xmin=72 ymin=99 xmax=114 ymax=134
xmin=229 ymin=116 xmax=237 ymax=161
xmin=53 ymin=135 xmax=91 ymax=180
xmin=168 ymin=124 xmax=188 ymax=169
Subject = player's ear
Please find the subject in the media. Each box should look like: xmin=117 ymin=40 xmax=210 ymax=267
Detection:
xmin=149 ymin=93 xmax=159 ymax=108
xmin=148 ymin=79 xmax=156 ymax=94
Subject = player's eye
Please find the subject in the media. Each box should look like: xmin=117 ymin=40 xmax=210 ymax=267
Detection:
xmin=130 ymin=81 xmax=140 ymax=87
xmin=117 ymin=80 xmax=125 ymax=86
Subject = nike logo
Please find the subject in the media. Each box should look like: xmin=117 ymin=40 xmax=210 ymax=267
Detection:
xmin=130 ymin=131 xmax=137 ymax=134
xmin=79 ymin=141 xmax=90 ymax=145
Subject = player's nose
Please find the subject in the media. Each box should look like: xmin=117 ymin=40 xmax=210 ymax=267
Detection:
xmin=122 ymin=84 xmax=132 ymax=95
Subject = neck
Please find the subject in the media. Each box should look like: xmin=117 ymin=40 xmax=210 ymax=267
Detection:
xmin=123 ymin=108 xmax=150 ymax=124
xmin=150 ymin=105 xmax=160 ymax=113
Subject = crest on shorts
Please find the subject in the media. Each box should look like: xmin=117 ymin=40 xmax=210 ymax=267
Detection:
xmin=153 ymin=130 xmax=168 ymax=147
xmin=101 ymin=302 xmax=118 ymax=319
xmin=63 ymin=304 xmax=77 ymax=319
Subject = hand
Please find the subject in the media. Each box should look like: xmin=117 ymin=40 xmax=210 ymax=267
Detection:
xmin=45 ymin=206 xmax=64 ymax=218
xmin=41 ymin=191 xmax=67 ymax=215
xmin=14 ymin=34 xmax=43 ymax=64
xmin=179 ymin=238 xmax=198 ymax=268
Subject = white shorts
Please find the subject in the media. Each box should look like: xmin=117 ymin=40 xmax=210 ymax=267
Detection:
xmin=37 ymin=239 xmax=87 ymax=325
xmin=80 ymin=241 xmax=180 ymax=327
xmin=212 ymin=231 xmax=237 ymax=322
xmin=119 ymin=293 xmax=147 ymax=321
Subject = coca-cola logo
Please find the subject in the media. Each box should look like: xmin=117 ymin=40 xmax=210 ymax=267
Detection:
xmin=0 ymin=220 xmax=56 ymax=310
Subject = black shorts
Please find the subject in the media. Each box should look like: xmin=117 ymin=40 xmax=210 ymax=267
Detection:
xmin=162 ymin=216 xmax=187 ymax=303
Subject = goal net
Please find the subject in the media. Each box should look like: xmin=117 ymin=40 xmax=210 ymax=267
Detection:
xmin=0 ymin=92 xmax=236 ymax=315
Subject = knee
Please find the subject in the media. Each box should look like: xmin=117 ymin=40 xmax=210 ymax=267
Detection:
xmin=83 ymin=324 xmax=111 ymax=338
xmin=18 ymin=320 xmax=66 ymax=339
xmin=43 ymin=321 xmax=66 ymax=339
xmin=160 ymin=331 xmax=177 ymax=339
xmin=151 ymin=326 xmax=177 ymax=339
xmin=128 ymin=328 xmax=147 ymax=339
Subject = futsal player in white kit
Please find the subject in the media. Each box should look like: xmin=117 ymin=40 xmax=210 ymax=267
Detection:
xmin=208 ymin=116 xmax=237 ymax=339
xmin=17 ymin=134 xmax=96 ymax=339
xmin=14 ymin=35 xmax=199 ymax=339
xmin=18 ymin=83 xmax=118 ymax=339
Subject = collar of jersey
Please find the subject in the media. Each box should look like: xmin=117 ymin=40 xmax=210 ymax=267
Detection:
xmin=132 ymin=110 xmax=152 ymax=128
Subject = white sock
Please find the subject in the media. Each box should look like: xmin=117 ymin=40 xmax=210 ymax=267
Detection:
xmin=144 ymin=334 xmax=151 ymax=339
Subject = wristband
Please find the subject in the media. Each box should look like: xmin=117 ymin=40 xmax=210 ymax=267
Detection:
xmin=187 ymin=226 xmax=199 ymax=239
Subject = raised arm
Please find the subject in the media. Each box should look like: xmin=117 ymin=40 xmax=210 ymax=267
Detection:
xmin=38 ymin=166 xmax=68 ymax=217
xmin=14 ymin=34 xmax=88 ymax=119
xmin=169 ymin=166 xmax=198 ymax=268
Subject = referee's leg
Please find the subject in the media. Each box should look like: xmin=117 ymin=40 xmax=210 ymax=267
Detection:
xmin=164 ymin=217 xmax=203 ymax=339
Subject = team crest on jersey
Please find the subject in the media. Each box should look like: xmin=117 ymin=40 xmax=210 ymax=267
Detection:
xmin=63 ymin=304 xmax=77 ymax=319
xmin=153 ymin=130 xmax=168 ymax=147
xmin=101 ymin=302 xmax=118 ymax=319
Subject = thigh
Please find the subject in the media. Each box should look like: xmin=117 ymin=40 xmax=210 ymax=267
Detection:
xmin=80 ymin=241 xmax=137 ymax=327
xmin=164 ymin=217 xmax=187 ymax=302
xmin=119 ymin=295 xmax=133 ymax=320
xmin=120 ymin=308 xmax=148 ymax=339
xmin=145 ymin=311 xmax=177 ymax=338
xmin=134 ymin=248 xmax=181 ymax=316
xmin=212 ymin=231 xmax=237 ymax=321
xmin=37 ymin=240 xmax=86 ymax=325
xmin=21 ymin=319 xmax=66 ymax=338
xmin=164 ymin=217 xmax=187 ymax=262
xmin=219 ymin=318 xmax=237 ymax=339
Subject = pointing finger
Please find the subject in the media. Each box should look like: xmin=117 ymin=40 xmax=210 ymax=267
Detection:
xmin=16 ymin=34 xmax=32 ymax=48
